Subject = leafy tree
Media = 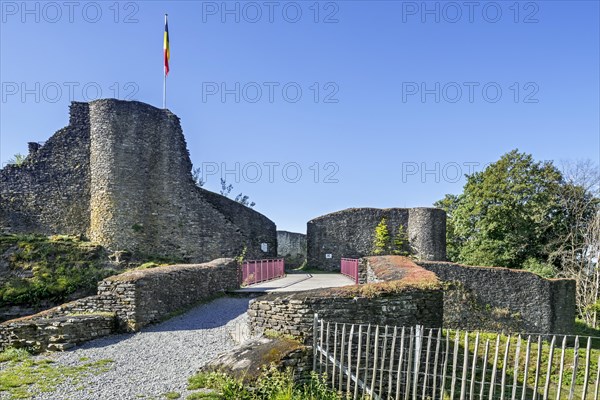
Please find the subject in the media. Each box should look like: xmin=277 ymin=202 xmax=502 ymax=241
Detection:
xmin=553 ymin=160 xmax=600 ymax=326
xmin=440 ymin=152 xmax=600 ymax=324
xmin=437 ymin=150 xmax=569 ymax=269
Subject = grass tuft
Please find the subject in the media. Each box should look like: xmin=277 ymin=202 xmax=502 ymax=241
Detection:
xmin=0 ymin=348 xmax=113 ymax=399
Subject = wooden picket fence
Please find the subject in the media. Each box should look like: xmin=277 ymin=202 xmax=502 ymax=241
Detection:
xmin=312 ymin=315 xmax=600 ymax=400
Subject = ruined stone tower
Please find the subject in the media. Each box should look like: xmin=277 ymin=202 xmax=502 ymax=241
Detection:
xmin=307 ymin=207 xmax=446 ymax=270
xmin=0 ymin=99 xmax=276 ymax=262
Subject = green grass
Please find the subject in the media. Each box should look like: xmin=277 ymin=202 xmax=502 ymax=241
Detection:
xmin=0 ymin=348 xmax=113 ymax=399
xmin=163 ymin=392 xmax=181 ymax=399
xmin=0 ymin=234 xmax=117 ymax=307
xmin=186 ymin=392 xmax=221 ymax=399
xmin=434 ymin=329 xmax=600 ymax=399
xmin=0 ymin=234 xmax=186 ymax=308
xmin=187 ymin=367 xmax=351 ymax=400
xmin=135 ymin=262 xmax=165 ymax=270
xmin=574 ymin=319 xmax=600 ymax=339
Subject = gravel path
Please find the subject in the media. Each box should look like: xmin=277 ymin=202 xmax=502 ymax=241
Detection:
xmin=31 ymin=296 xmax=252 ymax=400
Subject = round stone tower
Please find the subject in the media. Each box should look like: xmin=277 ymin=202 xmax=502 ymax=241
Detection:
xmin=407 ymin=207 xmax=446 ymax=261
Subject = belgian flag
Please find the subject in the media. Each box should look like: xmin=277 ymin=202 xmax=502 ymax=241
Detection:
xmin=164 ymin=14 xmax=170 ymax=76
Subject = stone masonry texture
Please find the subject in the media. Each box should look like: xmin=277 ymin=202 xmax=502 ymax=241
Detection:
xmin=97 ymin=258 xmax=240 ymax=331
xmin=0 ymin=99 xmax=276 ymax=262
xmin=249 ymin=256 xmax=443 ymax=343
xmin=277 ymin=230 xmax=307 ymax=268
xmin=307 ymin=208 xmax=446 ymax=270
xmin=248 ymin=288 xmax=443 ymax=344
xmin=418 ymin=261 xmax=576 ymax=334
xmin=0 ymin=258 xmax=240 ymax=352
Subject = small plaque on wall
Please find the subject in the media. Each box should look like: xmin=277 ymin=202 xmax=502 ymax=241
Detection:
xmin=261 ymin=243 xmax=268 ymax=252
xmin=325 ymin=254 xmax=332 ymax=259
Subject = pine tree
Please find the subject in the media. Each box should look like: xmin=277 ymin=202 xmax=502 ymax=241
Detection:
xmin=373 ymin=218 xmax=390 ymax=255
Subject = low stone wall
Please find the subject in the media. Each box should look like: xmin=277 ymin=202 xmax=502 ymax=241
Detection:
xmin=98 ymin=258 xmax=239 ymax=330
xmin=249 ymin=258 xmax=442 ymax=343
xmin=0 ymin=313 xmax=115 ymax=352
xmin=417 ymin=261 xmax=576 ymax=334
xmin=0 ymin=258 xmax=240 ymax=352
xmin=249 ymin=287 xmax=442 ymax=344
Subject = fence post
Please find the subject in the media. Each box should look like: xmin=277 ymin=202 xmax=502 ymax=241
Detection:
xmin=583 ymin=337 xmax=592 ymax=400
xmin=499 ymin=335 xmax=511 ymax=400
xmin=569 ymin=336 xmax=580 ymax=400
xmin=395 ymin=327 xmax=406 ymax=400
xmin=339 ymin=324 xmax=347 ymax=392
xmin=522 ymin=336 xmax=532 ymax=400
xmin=324 ymin=322 xmax=331 ymax=377
xmin=422 ymin=329 xmax=433 ymax=400
xmin=532 ymin=336 xmax=542 ymax=400
xmin=557 ymin=335 xmax=567 ymax=400
xmin=319 ymin=319 xmax=325 ymax=374
xmin=413 ymin=325 xmax=423 ymax=400
xmin=313 ymin=314 xmax=319 ymax=372
xmin=480 ymin=339 xmax=490 ymax=400
xmin=332 ymin=323 xmax=339 ymax=388
xmin=543 ymin=335 xmax=556 ymax=400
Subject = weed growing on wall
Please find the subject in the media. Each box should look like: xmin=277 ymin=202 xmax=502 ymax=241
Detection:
xmin=6 ymin=153 xmax=26 ymax=167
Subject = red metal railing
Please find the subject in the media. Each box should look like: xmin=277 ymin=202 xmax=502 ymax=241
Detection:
xmin=241 ymin=258 xmax=285 ymax=286
xmin=341 ymin=258 xmax=359 ymax=284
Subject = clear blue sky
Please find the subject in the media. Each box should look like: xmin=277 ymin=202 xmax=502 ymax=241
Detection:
xmin=1 ymin=0 xmax=599 ymax=233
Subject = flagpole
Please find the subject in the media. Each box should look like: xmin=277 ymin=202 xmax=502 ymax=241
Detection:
xmin=163 ymin=13 xmax=168 ymax=109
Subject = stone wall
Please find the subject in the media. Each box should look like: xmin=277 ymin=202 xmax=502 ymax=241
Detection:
xmin=417 ymin=261 xmax=576 ymax=334
xmin=0 ymin=99 xmax=276 ymax=262
xmin=0 ymin=258 xmax=240 ymax=352
xmin=199 ymin=189 xmax=277 ymax=260
xmin=249 ymin=258 xmax=443 ymax=343
xmin=0 ymin=313 xmax=115 ymax=352
xmin=306 ymin=208 xmax=446 ymax=271
xmin=97 ymin=258 xmax=240 ymax=331
xmin=276 ymin=231 xmax=306 ymax=268
xmin=249 ymin=287 xmax=442 ymax=344
xmin=0 ymin=102 xmax=91 ymax=236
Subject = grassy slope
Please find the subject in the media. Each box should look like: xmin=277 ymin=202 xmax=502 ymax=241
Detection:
xmin=0 ymin=234 xmax=117 ymax=307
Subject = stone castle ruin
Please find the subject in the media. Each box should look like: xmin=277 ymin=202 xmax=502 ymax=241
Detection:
xmin=0 ymin=99 xmax=577 ymax=355
xmin=307 ymin=207 xmax=446 ymax=270
xmin=0 ymin=99 xmax=276 ymax=262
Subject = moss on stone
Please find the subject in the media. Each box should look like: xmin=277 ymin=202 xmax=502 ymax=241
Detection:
xmin=0 ymin=234 xmax=117 ymax=307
